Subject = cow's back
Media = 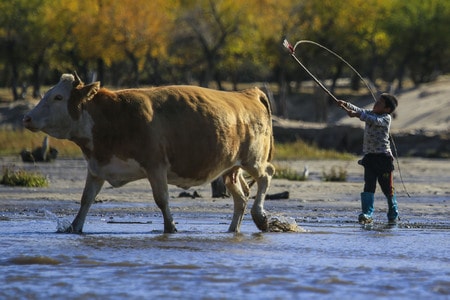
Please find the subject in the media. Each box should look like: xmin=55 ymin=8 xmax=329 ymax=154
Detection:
xmin=153 ymin=86 xmax=272 ymax=186
xmin=141 ymin=86 xmax=272 ymax=187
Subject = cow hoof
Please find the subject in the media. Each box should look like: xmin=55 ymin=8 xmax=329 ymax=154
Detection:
xmin=58 ymin=223 xmax=82 ymax=234
xmin=227 ymin=226 xmax=241 ymax=233
xmin=57 ymin=226 xmax=75 ymax=234
xmin=251 ymin=211 xmax=269 ymax=232
xmin=164 ymin=226 xmax=178 ymax=234
xmin=256 ymin=220 xmax=269 ymax=232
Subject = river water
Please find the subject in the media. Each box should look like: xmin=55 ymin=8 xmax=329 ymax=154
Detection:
xmin=0 ymin=158 xmax=449 ymax=299
xmin=1 ymin=209 xmax=449 ymax=299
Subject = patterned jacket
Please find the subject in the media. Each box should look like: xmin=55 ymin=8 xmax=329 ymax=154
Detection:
xmin=345 ymin=102 xmax=392 ymax=156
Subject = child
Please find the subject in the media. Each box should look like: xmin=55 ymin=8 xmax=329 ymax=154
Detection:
xmin=337 ymin=94 xmax=399 ymax=224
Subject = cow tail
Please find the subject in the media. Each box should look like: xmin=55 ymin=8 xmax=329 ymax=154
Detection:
xmin=258 ymin=89 xmax=274 ymax=162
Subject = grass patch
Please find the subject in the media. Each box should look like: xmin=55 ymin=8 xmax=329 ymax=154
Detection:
xmin=1 ymin=165 xmax=49 ymax=187
xmin=274 ymin=140 xmax=354 ymax=160
xmin=0 ymin=129 xmax=82 ymax=157
xmin=273 ymin=164 xmax=308 ymax=181
xmin=321 ymin=166 xmax=348 ymax=182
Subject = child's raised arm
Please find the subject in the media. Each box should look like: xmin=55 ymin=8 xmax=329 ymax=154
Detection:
xmin=337 ymin=100 xmax=360 ymax=118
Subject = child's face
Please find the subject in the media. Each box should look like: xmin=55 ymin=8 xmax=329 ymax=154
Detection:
xmin=372 ymin=97 xmax=391 ymax=114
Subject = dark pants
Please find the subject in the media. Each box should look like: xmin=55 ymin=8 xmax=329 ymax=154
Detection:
xmin=361 ymin=153 xmax=394 ymax=198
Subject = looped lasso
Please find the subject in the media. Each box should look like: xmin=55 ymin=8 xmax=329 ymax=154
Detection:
xmin=283 ymin=39 xmax=410 ymax=197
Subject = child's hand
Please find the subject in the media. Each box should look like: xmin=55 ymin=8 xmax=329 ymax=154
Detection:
xmin=337 ymin=100 xmax=359 ymax=117
xmin=337 ymin=100 xmax=360 ymax=118
xmin=336 ymin=100 xmax=347 ymax=109
xmin=337 ymin=100 xmax=352 ymax=114
xmin=347 ymin=110 xmax=359 ymax=118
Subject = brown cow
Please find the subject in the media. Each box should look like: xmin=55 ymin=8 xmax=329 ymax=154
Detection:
xmin=23 ymin=73 xmax=275 ymax=233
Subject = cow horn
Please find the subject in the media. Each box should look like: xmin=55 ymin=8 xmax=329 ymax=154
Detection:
xmin=73 ymin=71 xmax=83 ymax=87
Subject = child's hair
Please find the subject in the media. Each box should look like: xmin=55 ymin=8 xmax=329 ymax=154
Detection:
xmin=380 ymin=93 xmax=398 ymax=113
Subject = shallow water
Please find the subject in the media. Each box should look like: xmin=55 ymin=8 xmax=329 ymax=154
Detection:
xmin=1 ymin=212 xmax=449 ymax=300
xmin=1 ymin=157 xmax=449 ymax=299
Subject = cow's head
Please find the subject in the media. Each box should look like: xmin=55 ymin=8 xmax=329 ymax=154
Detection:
xmin=23 ymin=72 xmax=100 ymax=139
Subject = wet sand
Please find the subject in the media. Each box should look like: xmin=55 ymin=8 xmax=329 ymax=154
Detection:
xmin=0 ymin=156 xmax=448 ymax=230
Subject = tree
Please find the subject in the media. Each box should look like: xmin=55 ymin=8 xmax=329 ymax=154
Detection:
xmin=26 ymin=1 xmax=80 ymax=98
xmin=383 ymin=0 xmax=450 ymax=88
xmin=0 ymin=0 xmax=45 ymax=100
xmin=70 ymin=0 xmax=176 ymax=86
xmin=0 ymin=0 xmax=448 ymax=99
xmin=172 ymin=0 xmax=247 ymax=88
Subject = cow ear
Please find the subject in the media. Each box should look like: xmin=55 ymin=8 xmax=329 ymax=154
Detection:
xmin=68 ymin=82 xmax=100 ymax=120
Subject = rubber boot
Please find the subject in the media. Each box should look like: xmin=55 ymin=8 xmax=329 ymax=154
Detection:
xmin=358 ymin=192 xmax=374 ymax=224
xmin=387 ymin=193 xmax=399 ymax=224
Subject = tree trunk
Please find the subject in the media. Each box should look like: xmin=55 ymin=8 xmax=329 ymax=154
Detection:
xmin=32 ymin=63 xmax=41 ymax=99
xmin=279 ymin=80 xmax=288 ymax=118
xmin=7 ymin=40 xmax=20 ymax=101
xmin=11 ymin=65 xmax=20 ymax=101
xmin=97 ymin=58 xmax=105 ymax=84
xmin=126 ymin=51 xmax=139 ymax=87
xmin=214 ymin=71 xmax=223 ymax=90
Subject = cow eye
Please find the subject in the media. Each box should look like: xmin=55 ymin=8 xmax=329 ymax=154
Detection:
xmin=54 ymin=95 xmax=63 ymax=101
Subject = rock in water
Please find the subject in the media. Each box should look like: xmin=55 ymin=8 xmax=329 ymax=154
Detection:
xmin=268 ymin=215 xmax=305 ymax=232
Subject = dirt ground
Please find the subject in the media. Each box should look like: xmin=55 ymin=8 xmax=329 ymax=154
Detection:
xmin=1 ymin=156 xmax=448 ymax=231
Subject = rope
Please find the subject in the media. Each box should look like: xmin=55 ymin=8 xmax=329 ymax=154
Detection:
xmin=292 ymin=40 xmax=378 ymax=103
xmin=283 ymin=39 xmax=410 ymax=197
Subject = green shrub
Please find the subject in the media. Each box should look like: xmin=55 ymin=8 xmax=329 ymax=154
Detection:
xmin=1 ymin=165 xmax=48 ymax=187
xmin=321 ymin=166 xmax=347 ymax=182
xmin=273 ymin=164 xmax=308 ymax=181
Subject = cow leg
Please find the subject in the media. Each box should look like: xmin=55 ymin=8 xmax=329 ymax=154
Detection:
xmin=148 ymin=170 xmax=177 ymax=233
xmin=248 ymin=163 xmax=275 ymax=232
xmin=224 ymin=169 xmax=249 ymax=233
xmin=69 ymin=172 xmax=104 ymax=233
